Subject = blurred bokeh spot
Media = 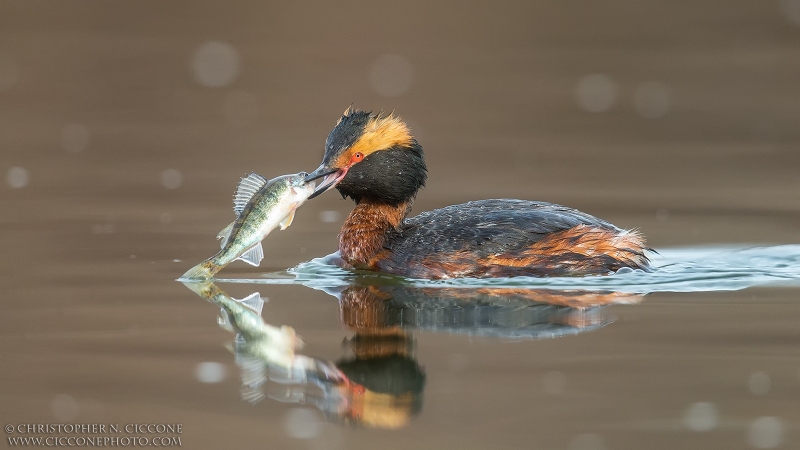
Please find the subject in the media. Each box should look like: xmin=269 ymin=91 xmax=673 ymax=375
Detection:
xmin=319 ymin=210 xmax=341 ymax=223
xmin=748 ymin=417 xmax=784 ymax=449
xmin=192 ymin=41 xmax=240 ymax=88
xmin=283 ymin=407 xmax=322 ymax=439
xmin=61 ymin=123 xmax=90 ymax=153
xmin=748 ymin=371 xmax=771 ymax=396
xmin=6 ymin=166 xmax=29 ymax=189
xmin=0 ymin=51 xmax=18 ymax=91
xmin=195 ymin=361 xmax=226 ymax=383
xmin=160 ymin=169 xmax=183 ymax=190
xmin=575 ymin=74 xmax=618 ymax=113
xmin=51 ymin=394 xmax=79 ymax=422
xmin=369 ymin=54 xmax=414 ymax=97
xmin=683 ymin=402 xmax=718 ymax=431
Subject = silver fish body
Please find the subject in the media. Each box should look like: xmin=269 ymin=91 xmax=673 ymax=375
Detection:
xmin=181 ymin=172 xmax=315 ymax=279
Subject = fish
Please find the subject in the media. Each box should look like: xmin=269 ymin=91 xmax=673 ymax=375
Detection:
xmin=180 ymin=172 xmax=315 ymax=280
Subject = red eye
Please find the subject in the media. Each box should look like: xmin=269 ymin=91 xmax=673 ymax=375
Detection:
xmin=352 ymin=152 xmax=364 ymax=163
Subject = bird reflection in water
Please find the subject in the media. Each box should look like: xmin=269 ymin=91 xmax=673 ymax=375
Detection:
xmin=182 ymin=281 xmax=642 ymax=429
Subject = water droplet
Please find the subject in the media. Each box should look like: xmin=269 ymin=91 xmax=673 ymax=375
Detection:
xmin=0 ymin=51 xmax=19 ymax=91
xmin=569 ymin=433 xmax=606 ymax=450
xmin=748 ymin=371 xmax=771 ymax=395
xmin=369 ymin=54 xmax=414 ymax=97
xmin=575 ymin=74 xmax=618 ymax=113
xmin=284 ymin=407 xmax=322 ymax=439
xmin=748 ymin=417 xmax=783 ymax=449
xmin=6 ymin=166 xmax=29 ymax=188
xmin=61 ymin=123 xmax=89 ymax=153
xmin=161 ymin=169 xmax=183 ymax=189
xmin=222 ymin=90 xmax=258 ymax=126
xmin=779 ymin=0 xmax=800 ymax=26
xmin=684 ymin=402 xmax=718 ymax=431
xmin=195 ymin=362 xmax=226 ymax=383
xmin=319 ymin=210 xmax=341 ymax=223
xmin=192 ymin=41 xmax=240 ymax=88
xmin=634 ymin=81 xmax=671 ymax=118
xmin=542 ymin=370 xmax=566 ymax=395
xmin=51 ymin=394 xmax=79 ymax=421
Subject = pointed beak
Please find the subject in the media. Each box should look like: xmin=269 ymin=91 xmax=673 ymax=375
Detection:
xmin=305 ymin=165 xmax=348 ymax=199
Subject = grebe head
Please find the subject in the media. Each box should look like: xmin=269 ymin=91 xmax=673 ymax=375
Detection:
xmin=305 ymin=107 xmax=427 ymax=206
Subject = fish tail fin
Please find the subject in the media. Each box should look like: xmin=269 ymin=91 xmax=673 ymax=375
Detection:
xmin=180 ymin=279 xmax=216 ymax=299
xmin=180 ymin=259 xmax=221 ymax=280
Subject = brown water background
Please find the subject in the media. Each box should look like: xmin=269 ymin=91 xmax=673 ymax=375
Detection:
xmin=1 ymin=1 xmax=799 ymax=449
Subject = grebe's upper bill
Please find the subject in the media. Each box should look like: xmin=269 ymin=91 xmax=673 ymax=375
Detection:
xmin=305 ymin=165 xmax=348 ymax=199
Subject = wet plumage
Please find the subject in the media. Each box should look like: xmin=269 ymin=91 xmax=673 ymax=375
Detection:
xmin=377 ymin=199 xmax=649 ymax=278
xmin=306 ymin=108 xmax=651 ymax=279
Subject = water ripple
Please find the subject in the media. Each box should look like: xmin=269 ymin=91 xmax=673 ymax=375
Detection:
xmin=214 ymin=245 xmax=800 ymax=293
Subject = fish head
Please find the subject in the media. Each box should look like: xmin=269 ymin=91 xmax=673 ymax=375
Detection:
xmin=285 ymin=172 xmax=316 ymax=201
xmin=268 ymin=172 xmax=316 ymax=225
xmin=248 ymin=173 xmax=316 ymax=232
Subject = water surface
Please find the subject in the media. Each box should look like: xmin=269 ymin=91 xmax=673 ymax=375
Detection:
xmin=2 ymin=1 xmax=800 ymax=449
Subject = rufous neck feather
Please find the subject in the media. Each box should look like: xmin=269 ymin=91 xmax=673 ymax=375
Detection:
xmin=339 ymin=200 xmax=411 ymax=267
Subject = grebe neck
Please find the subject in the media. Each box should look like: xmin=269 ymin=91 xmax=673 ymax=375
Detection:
xmin=339 ymin=199 xmax=412 ymax=267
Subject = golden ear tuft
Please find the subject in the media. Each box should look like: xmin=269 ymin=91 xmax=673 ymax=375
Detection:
xmin=357 ymin=114 xmax=413 ymax=152
xmin=335 ymin=112 xmax=414 ymax=166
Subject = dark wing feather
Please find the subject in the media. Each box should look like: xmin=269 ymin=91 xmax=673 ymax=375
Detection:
xmin=388 ymin=199 xmax=618 ymax=256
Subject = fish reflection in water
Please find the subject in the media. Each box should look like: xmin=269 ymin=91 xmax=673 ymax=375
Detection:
xmin=181 ymin=281 xmax=642 ymax=428
xmin=182 ymin=281 xmax=342 ymax=383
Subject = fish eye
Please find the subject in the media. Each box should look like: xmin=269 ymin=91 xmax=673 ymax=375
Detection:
xmin=293 ymin=173 xmax=308 ymax=186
